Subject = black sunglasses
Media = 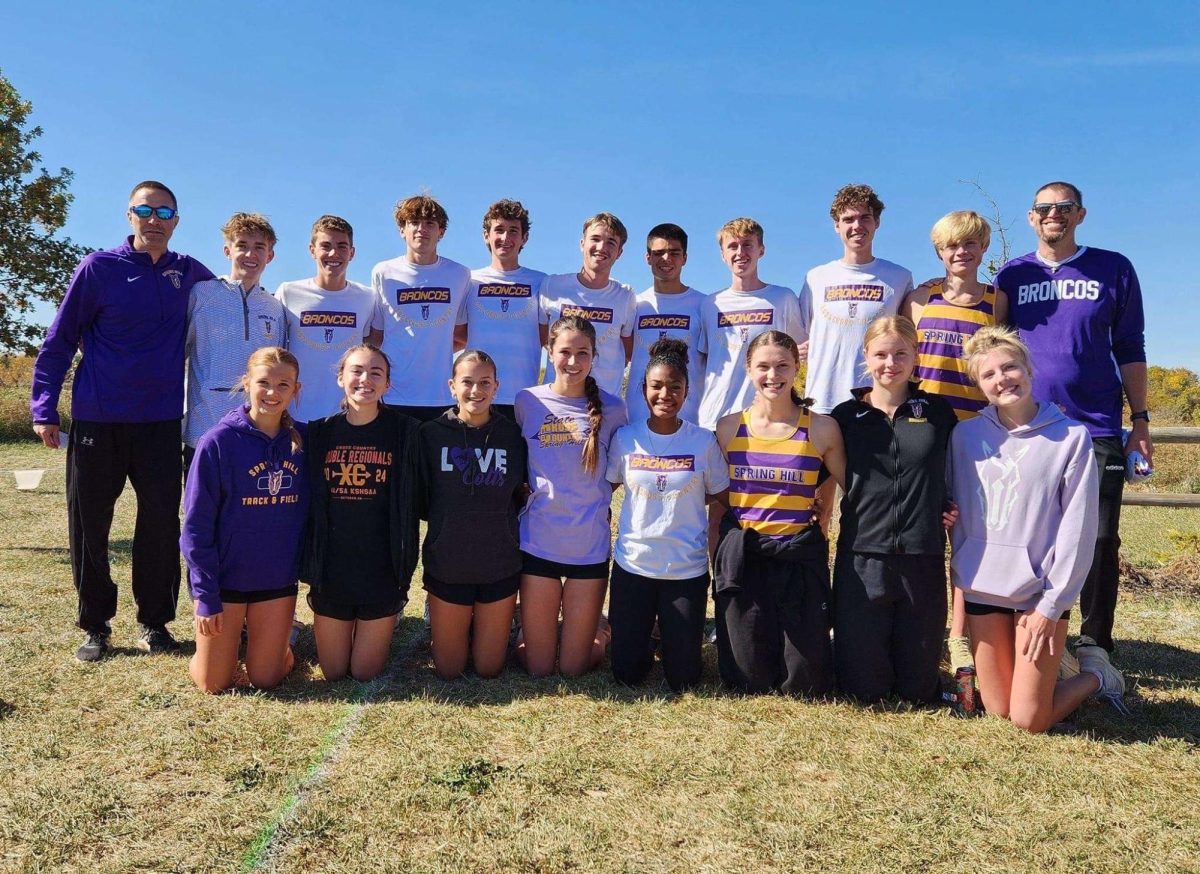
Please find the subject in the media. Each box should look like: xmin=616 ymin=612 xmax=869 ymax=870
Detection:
xmin=1031 ymin=201 xmax=1079 ymax=217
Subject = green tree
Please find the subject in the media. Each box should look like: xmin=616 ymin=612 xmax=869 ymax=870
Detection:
xmin=0 ymin=69 xmax=88 ymax=354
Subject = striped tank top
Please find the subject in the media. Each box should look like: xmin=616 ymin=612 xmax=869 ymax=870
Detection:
xmin=915 ymin=282 xmax=996 ymax=420
xmin=725 ymin=407 xmax=822 ymax=538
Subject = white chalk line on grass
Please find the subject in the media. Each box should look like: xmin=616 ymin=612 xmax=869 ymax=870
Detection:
xmin=240 ymin=622 xmax=425 ymax=873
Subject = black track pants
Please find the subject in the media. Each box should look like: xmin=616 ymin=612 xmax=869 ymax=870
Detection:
xmin=833 ymin=552 xmax=947 ymax=704
xmin=67 ymin=419 xmax=182 ymax=631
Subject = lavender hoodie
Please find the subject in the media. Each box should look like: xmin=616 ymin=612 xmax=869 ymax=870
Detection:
xmin=946 ymin=402 xmax=1098 ymax=620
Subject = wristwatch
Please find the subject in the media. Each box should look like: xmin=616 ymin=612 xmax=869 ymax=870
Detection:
xmin=1130 ymin=410 xmax=1151 ymax=423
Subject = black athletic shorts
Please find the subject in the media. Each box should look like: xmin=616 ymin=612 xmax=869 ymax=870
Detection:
xmin=307 ymin=591 xmax=405 ymax=622
xmin=521 ymin=551 xmax=609 ymax=581
xmin=221 ymin=584 xmax=298 ymax=605
xmin=424 ymin=572 xmax=520 ymax=606
xmin=965 ymin=600 xmax=1071 ymax=620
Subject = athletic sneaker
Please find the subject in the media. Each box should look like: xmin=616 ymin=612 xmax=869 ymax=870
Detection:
xmin=289 ymin=619 xmax=303 ymax=649
xmin=75 ymin=629 xmax=110 ymax=662
xmin=948 ymin=636 xmax=973 ymax=670
xmin=137 ymin=624 xmax=181 ymax=654
xmin=1058 ymin=649 xmax=1081 ymax=680
xmin=1078 ymin=644 xmax=1130 ymax=716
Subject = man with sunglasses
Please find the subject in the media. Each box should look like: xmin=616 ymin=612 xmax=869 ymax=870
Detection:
xmin=996 ymin=180 xmax=1150 ymax=674
xmin=32 ymin=181 xmax=214 ymax=662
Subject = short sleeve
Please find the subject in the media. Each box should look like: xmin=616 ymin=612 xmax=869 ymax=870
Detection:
xmin=704 ymin=433 xmax=731 ymax=494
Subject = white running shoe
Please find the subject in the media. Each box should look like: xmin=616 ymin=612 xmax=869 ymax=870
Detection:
xmin=1058 ymin=649 xmax=1081 ymax=680
xmin=1078 ymin=644 xmax=1130 ymax=716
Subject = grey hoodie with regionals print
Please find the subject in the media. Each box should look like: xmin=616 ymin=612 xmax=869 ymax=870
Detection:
xmin=946 ymin=401 xmax=1099 ymax=620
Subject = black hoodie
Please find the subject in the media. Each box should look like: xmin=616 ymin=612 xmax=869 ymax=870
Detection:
xmin=414 ymin=408 xmax=527 ymax=585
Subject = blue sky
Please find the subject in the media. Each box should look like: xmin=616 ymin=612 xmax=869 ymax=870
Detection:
xmin=6 ymin=2 xmax=1198 ymax=368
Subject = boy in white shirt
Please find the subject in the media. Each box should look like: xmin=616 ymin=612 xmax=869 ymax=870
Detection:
xmin=373 ymin=194 xmax=472 ymax=422
xmin=798 ymin=184 xmax=911 ymax=413
xmin=696 ymin=217 xmax=802 ymax=430
xmin=463 ymin=199 xmax=546 ymax=420
xmin=539 ymin=212 xmax=637 ymax=397
xmin=627 ymin=223 xmax=706 ymax=424
xmin=275 ymin=215 xmax=382 ymax=422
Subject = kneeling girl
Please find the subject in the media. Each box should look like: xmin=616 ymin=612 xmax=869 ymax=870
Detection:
xmin=415 ymin=350 xmax=527 ymax=679
xmin=182 ymin=347 xmax=308 ymax=693
xmin=714 ymin=330 xmax=846 ymax=696
xmin=303 ymin=344 xmax=419 ymax=682
xmin=947 ymin=326 xmax=1123 ymax=732
xmin=830 ymin=315 xmax=957 ymax=704
xmin=607 ymin=339 xmax=729 ymax=691
xmin=515 ymin=315 xmax=628 ymax=677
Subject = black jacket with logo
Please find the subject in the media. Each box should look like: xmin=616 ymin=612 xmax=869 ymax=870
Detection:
xmin=831 ymin=387 xmax=957 ymax=556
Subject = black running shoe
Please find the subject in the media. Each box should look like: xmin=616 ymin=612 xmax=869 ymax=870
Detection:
xmin=137 ymin=624 xmax=181 ymax=654
xmin=76 ymin=629 xmax=110 ymax=662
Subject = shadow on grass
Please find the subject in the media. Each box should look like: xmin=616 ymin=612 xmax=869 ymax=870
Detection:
xmin=211 ymin=623 xmax=1200 ymax=745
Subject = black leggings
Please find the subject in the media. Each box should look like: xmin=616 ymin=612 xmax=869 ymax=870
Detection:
xmin=608 ymin=564 xmax=708 ymax=692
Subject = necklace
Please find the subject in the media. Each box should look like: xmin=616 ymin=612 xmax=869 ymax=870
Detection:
xmin=645 ymin=418 xmax=682 ymax=456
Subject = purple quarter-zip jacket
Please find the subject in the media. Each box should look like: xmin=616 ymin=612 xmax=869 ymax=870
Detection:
xmin=31 ymin=237 xmax=214 ymax=425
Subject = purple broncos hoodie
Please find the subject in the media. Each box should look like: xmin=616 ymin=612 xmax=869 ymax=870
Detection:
xmin=946 ymin=402 xmax=1099 ymax=620
xmin=181 ymin=407 xmax=309 ymax=617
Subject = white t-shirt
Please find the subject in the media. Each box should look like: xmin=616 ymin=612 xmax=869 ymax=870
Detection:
xmin=466 ymin=265 xmax=547 ymax=405
xmin=696 ymin=284 xmax=801 ymax=430
xmin=372 ymin=256 xmax=471 ymax=407
xmin=606 ymin=420 xmax=730 ymax=579
xmin=539 ymin=273 xmax=637 ymax=397
xmin=625 ymin=287 xmax=707 ymax=425
xmin=274 ymin=278 xmax=381 ymax=422
xmin=798 ymin=258 xmax=911 ymax=413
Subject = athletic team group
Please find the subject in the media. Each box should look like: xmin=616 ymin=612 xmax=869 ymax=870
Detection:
xmin=29 ymin=180 xmax=1150 ymax=733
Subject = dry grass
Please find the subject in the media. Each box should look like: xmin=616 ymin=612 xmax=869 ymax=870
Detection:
xmin=1 ymin=441 xmax=1199 ymax=873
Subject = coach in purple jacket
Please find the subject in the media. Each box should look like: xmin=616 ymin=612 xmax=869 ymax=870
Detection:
xmin=31 ymin=181 xmax=214 ymax=662
xmin=996 ymin=180 xmax=1151 ymax=672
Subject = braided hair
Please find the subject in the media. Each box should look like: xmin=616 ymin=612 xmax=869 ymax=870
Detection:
xmin=744 ymin=330 xmax=812 ymax=408
xmin=547 ymin=314 xmax=603 ymax=474
xmin=245 ymin=347 xmax=304 ymax=452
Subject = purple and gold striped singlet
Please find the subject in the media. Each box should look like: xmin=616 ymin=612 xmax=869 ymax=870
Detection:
xmin=914 ymin=282 xmax=997 ymax=420
xmin=725 ymin=407 xmax=822 ymax=538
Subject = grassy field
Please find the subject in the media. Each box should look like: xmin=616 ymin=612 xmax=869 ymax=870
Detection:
xmin=2 ymin=439 xmax=1199 ymax=873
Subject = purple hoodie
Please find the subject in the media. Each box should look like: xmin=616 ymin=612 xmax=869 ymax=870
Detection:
xmin=31 ymin=237 xmax=214 ymax=425
xmin=946 ymin=402 xmax=1099 ymax=620
xmin=180 ymin=407 xmax=309 ymax=617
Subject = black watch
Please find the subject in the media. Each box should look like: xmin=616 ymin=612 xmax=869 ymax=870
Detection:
xmin=1130 ymin=410 xmax=1151 ymax=423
